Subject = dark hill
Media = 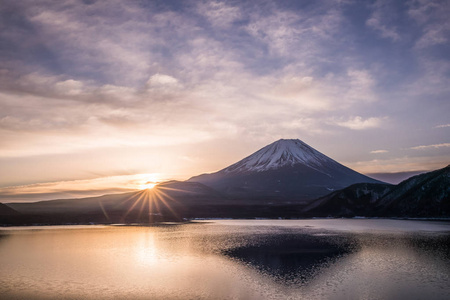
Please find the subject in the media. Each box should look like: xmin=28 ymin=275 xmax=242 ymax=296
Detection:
xmin=304 ymin=165 xmax=450 ymax=217
xmin=376 ymin=165 xmax=450 ymax=217
xmin=302 ymin=183 xmax=393 ymax=217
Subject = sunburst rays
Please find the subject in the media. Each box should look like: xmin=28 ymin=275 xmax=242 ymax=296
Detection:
xmin=118 ymin=184 xmax=190 ymax=223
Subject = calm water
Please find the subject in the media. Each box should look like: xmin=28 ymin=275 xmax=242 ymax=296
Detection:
xmin=1 ymin=219 xmax=449 ymax=300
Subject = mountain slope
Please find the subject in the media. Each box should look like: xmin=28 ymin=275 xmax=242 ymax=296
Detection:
xmin=302 ymin=183 xmax=393 ymax=217
xmin=376 ymin=165 xmax=450 ymax=217
xmin=189 ymin=139 xmax=382 ymax=203
xmin=304 ymin=165 xmax=450 ymax=217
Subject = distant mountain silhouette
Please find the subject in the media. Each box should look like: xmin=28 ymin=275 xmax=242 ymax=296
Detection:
xmin=0 ymin=203 xmax=20 ymax=216
xmin=6 ymin=181 xmax=225 ymax=224
xmin=0 ymin=203 xmax=21 ymax=224
xmin=189 ymin=139 xmax=382 ymax=203
xmin=304 ymin=165 xmax=450 ymax=217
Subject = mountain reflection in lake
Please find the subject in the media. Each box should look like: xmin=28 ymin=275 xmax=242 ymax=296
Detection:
xmin=0 ymin=220 xmax=449 ymax=300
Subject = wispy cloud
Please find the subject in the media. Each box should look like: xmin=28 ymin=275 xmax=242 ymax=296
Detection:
xmin=366 ymin=0 xmax=400 ymax=41
xmin=345 ymin=69 xmax=377 ymax=102
xmin=370 ymin=149 xmax=389 ymax=154
xmin=0 ymin=174 xmax=163 ymax=202
xmin=435 ymin=124 xmax=450 ymax=128
xmin=336 ymin=116 xmax=384 ymax=130
xmin=411 ymin=143 xmax=450 ymax=150
xmin=197 ymin=1 xmax=242 ymax=28
xmin=408 ymin=0 xmax=450 ymax=49
xmin=347 ymin=156 xmax=448 ymax=174
xmin=404 ymin=0 xmax=450 ymax=99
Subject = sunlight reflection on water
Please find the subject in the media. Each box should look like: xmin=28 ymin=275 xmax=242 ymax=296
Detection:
xmin=0 ymin=219 xmax=449 ymax=299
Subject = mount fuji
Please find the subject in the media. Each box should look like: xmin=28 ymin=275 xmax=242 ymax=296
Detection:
xmin=189 ymin=139 xmax=383 ymax=203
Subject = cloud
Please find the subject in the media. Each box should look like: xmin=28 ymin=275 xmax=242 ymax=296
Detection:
xmin=366 ymin=18 xmax=400 ymax=41
xmin=435 ymin=124 xmax=450 ymax=128
xmin=197 ymin=1 xmax=241 ymax=28
xmin=403 ymin=0 xmax=450 ymax=98
xmin=410 ymin=143 xmax=450 ymax=150
xmin=0 ymin=173 xmax=163 ymax=202
xmin=147 ymin=74 xmax=179 ymax=87
xmin=370 ymin=149 xmax=389 ymax=154
xmin=0 ymin=78 xmax=214 ymax=157
xmin=346 ymin=69 xmax=377 ymax=102
xmin=55 ymin=79 xmax=84 ymax=95
xmin=0 ymin=0 xmax=208 ymax=87
xmin=244 ymin=2 xmax=343 ymax=60
xmin=0 ymin=0 xmax=393 ymax=163
xmin=347 ymin=156 xmax=448 ymax=174
xmin=336 ymin=116 xmax=383 ymax=130
xmin=366 ymin=0 xmax=400 ymax=41
xmin=408 ymin=0 xmax=450 ymax=49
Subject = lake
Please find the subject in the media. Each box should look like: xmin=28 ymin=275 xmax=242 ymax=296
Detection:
xmin=1 ymin=219 xmax=449 ymax=299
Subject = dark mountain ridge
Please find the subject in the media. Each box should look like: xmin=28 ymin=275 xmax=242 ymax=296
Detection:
xmin=304 ymin=165 xmax=450 ymax=217
xmin=377 ymin=165 xmax=450 ymax=217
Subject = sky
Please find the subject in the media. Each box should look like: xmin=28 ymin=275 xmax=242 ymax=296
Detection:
xmin=0 ymin=0 xmax=449 ymax=202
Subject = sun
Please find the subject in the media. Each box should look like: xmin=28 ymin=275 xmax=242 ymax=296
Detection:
xmin=139 ymin=182 xmax=157 ymax=190
xmin=134 ymin=173 xmax=161 ymax=190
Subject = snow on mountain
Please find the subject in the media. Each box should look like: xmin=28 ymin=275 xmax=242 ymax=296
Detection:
xmin=223 ymin=139 xmax=336 ymax=174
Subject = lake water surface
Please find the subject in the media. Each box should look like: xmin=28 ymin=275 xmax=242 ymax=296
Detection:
xmin=1 ymin=219 xmax=449 ymax=299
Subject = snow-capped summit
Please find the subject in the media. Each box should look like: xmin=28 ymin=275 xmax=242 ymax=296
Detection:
xmin=188 ymin=138 xmax=383 ymax=203
xmin=223 ymin=139 xmax=337 ymax=174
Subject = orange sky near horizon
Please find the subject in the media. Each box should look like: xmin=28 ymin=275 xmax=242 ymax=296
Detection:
xmin=0 ymin=1 xmax=449 ymax=202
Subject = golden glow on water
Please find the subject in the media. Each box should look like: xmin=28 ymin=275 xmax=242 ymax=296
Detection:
xmin=0 ymin=220 xmax=449 ymax=300
xmin=134 ymin=233 xmax=162 ymax=266
xmin=0 ymin=225 xmax=268 ymax=299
